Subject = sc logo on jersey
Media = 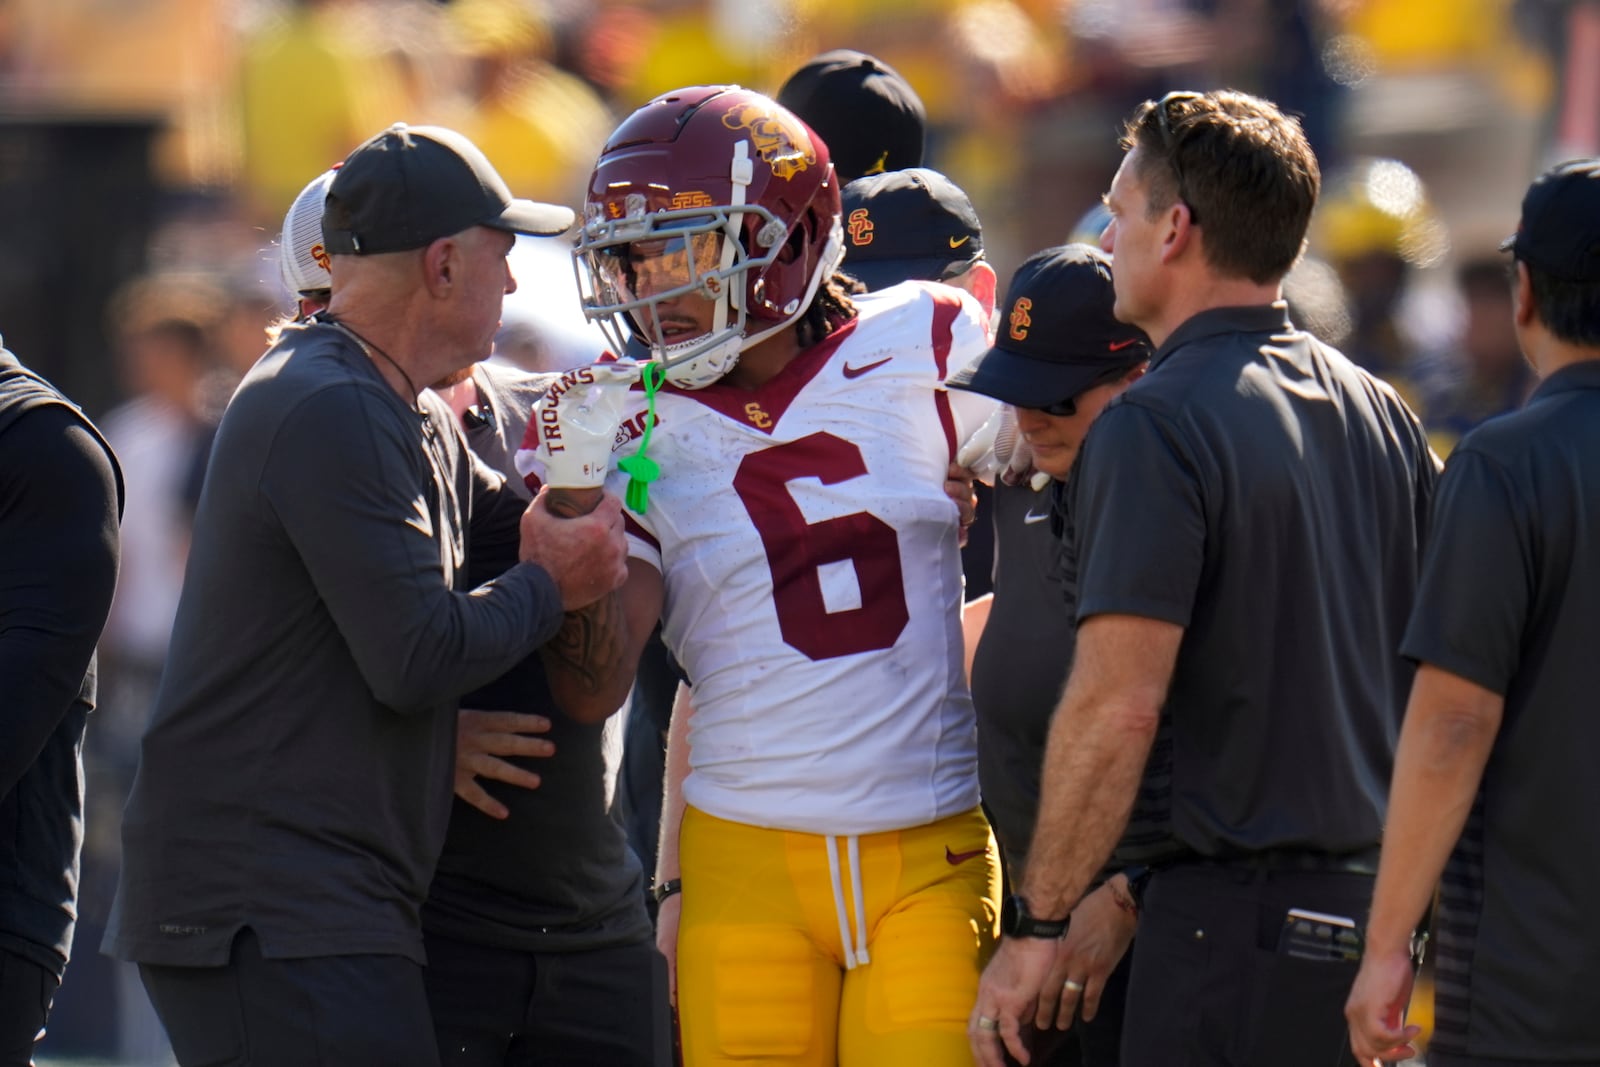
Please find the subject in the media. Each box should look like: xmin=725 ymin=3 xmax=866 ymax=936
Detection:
xmin=722 ymin=104 xmax=816 ymax=181
xmin=848 ymin=208 xmax=874 ymax=247
xmin=1008 ymin=298 xmax=1033 ymax=341
xmin=744 ymin=402 xmax=772 ymax=429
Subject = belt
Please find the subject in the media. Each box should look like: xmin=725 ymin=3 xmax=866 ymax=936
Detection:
xmin=1182 ymin=847 xmax=1380 ymax=877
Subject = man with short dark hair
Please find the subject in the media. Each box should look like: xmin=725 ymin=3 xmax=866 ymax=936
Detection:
xmin=0 ymin=346 xmax=122 ymax=1066
xmin=1346 ymin=158 xmax=1600 ymax=1067
xmin=104 ymin=124 xmax=629 ymax=1064
xmin=971 ymin=90 xmax=1439 ymax=1067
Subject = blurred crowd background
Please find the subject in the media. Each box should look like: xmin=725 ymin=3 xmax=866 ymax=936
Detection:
xmin=6 ymin=0 xmax=1594 ymax=1061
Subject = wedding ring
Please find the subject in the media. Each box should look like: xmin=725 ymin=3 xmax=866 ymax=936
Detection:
xmin=977 ymin=1015 xmax=999 ymax=1031
xmin=1063 ymin=979 xmax=1085 ymax=993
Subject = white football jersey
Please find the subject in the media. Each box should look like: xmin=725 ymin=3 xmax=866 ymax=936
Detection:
xmin=607 ymin=282 xmax=998 ymax=834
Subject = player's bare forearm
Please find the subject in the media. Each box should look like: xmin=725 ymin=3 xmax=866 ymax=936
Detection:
xmin=1021 ymin=615 xmax=1179 ymax=918
xmin=545 ymin=486 xmax=605 ymax=519
xmin=541 ymin=589 xmax=633 ymax=723
xmin=1365 ymin=665 xmax=1502 ymax=954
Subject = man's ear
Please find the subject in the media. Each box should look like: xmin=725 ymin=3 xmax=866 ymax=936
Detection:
xmin=422 ymin=237 xmax=458 ymax=297
xmin=1512 ymin=260 xmax=1536 ymax=328
xmin=1159 ymin=200 xmax=1197 ymax=265
xmin=966 ymin=260 xmax=999 ymax=321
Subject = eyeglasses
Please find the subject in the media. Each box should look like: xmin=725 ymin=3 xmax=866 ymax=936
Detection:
xmin=1032 ymin=362 xmax=1142 ymax=418
xmin=1152 ymin=90 xmax=1205 ymax=224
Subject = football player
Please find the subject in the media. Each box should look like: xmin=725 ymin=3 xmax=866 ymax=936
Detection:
xmin=519 ymin=85 xmax=1001 ymax=1066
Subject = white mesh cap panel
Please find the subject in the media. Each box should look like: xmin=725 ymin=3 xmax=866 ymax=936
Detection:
xmin=278 ymin=168 xmax=339 ymax=297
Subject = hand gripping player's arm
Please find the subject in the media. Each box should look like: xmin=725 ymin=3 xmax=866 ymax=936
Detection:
xmin=520 ymin=361 xmax=641 ymax=517
xmin=957 ymin=405 xmax=1048 ymax=491
xmin=518 ymin=362 xmax=667 ymax=724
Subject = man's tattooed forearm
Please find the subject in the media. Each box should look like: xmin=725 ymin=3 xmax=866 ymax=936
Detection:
xmin=546 ymin=593 xmax=624 ymax=694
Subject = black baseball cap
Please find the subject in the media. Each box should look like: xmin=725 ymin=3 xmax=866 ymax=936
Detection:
xmin=840 ymin=168 xmax=983 ymax=291
xmin=777 ymin=50 xmax=925 ymax=182
xmin=947 ymin=244 xmax=1152 ymax=408
xmin=322 ymin=123 xmax=575 ymax=256
xmin=1499 ymin=158 xmax=1600 ymax=283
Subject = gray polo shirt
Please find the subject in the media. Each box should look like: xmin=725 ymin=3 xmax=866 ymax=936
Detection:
xmin=970 ymin=480 xmax=1072 ymax=875
xmin=1069 ymin=304 xmax=1438 ymax=863
xmin=1403 ymin=359 xmax=1600 ymax=1064
xmin=105 ymin=322 xmax=564 ymax=967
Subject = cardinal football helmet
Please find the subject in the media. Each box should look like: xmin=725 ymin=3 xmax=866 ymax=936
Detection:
xmin=574 ymin=85 xmax=845 ymax=389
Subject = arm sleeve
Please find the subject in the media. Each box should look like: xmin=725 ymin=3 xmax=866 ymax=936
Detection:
xmin=1071 ymin=400 xmax=1206 ymax=627
xmin=1399 ymin=448 xmax=1529 ymax=695
xmin=0 ymin=408 xmax=121 ymax=794
xmin=261 ymin=385 xmax=563 ymax=714
xmin=465 ymin=438 xmax=529 ymax=583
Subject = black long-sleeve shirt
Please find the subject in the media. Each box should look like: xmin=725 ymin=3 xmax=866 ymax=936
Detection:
xmin=0 ymin=347 xmax=123 ymax=975
xmin=104 ymin=322 xmax=564 ymax=968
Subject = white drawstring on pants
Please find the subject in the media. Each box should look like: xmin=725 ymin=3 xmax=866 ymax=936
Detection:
xmin=825 ymin=834 xmax=871 ymax=970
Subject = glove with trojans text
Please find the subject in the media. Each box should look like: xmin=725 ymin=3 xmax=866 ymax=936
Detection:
xmin=515 ymin=361 xmax=641 ymax=491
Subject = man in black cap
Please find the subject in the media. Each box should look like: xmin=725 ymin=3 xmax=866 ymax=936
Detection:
xmin=0 ymin=345 xmax=122 ymax=1066
xmin=841 ymin=166 xmax=997 ymax=316
xmin=1347 ymin=159 xmax=1600 ymax=1066
xmin=948 ymin=245 xmax=1148 ymax=1067
xmin=104 ymin=123 xmax=629 ymax=1064
xmin=778 ymin=49 xmax=926 ymax=181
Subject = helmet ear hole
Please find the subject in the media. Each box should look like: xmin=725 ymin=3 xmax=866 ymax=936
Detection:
xmin=775 ymin=224 xmax=805 ymax=265
xmin=755 ymin=217 xmax=788 ymax=250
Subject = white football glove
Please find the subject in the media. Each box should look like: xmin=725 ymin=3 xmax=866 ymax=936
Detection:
xmin=956 ymin=405 xmax=1049 ymax=491
xmin=521 ymin=362 xmax=641 ymax=490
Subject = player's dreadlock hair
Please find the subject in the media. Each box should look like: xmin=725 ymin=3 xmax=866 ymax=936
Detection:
xmin=795 ymin=271 xmax=865 ymax=349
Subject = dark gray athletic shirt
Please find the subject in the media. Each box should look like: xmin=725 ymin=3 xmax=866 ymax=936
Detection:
xmin=425 ymin=363 xmax=651 ymax=953
xmin=969 ymin=479 xmax=1073 ymax=875
xmin=0 ymin=347 xmax=122 ymax=976
xmin=105 ymin=322 xmax=565 ymax=968
xmin=1069 ymin=304 xmax=1438 ymax=863
xmin=1403 ymin=360 xmax=1600 ymax=1064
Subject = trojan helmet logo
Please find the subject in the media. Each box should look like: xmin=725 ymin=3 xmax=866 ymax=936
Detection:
xmin=847 ymin=208 xmax=874 ymax=246
xmin=722 ymin=103 xmax=816 ymax=182
xmin=1008 ymin=297 xmax=1033 ymax=341
xmin=311 ymin=242 xmax=330 ymax=272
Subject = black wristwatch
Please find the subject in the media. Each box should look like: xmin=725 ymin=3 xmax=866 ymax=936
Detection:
xmin=1122 ymin=865 xmax=1153 ymax=909
xmin=1000 ymin=894 xmax=1069 ymax=939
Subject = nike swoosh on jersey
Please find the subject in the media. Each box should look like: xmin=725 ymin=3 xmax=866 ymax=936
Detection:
xmin=1108 ymin=337 xmax=1141 ymax=351
xmin=1023 ymin=509 xmax=1050 ymax=524
xmin=842 ymin=357 xmax=892 ymax=379
xmin=949 ymin=235 xmax=971 ymax=249
xmin=945 ymin=845 xmax=989 ymax=866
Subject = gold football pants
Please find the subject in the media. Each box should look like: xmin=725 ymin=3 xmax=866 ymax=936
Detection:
xmin=677 ymin=805 xmax=1000 ymax=1066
